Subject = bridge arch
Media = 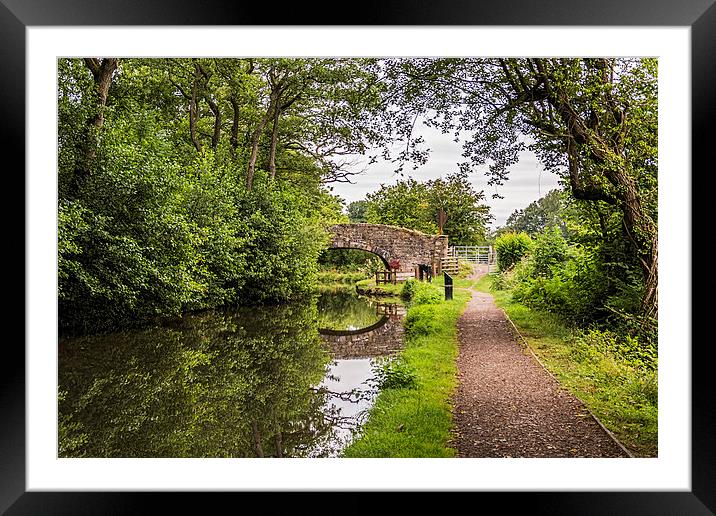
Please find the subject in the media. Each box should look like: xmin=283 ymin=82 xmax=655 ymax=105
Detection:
xmin=325 ymin=244 xmax=391 ymax=268
xmin=327 ymin=223 xmax=448 ymax=272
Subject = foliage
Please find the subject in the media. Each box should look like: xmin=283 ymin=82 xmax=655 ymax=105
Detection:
xmin=400 ymin=279 xmax=443 ymax=305
xmin=530 ymin=226 xmax=570 ymax=278
xmin=494 ymin=203 xmax=656 ymax=346
xmin=494 ymin=232 xmax=533 ymax=271
xmin=316 ymin=270 xmax=371 ymax=284
xmin=374 ymin=358 xmax=418 ymax=389
xmin=362 ymin=171 xmax=492 ymax=244
xmin=457 ymin=260 xmax=474 ymax=278
xmin=347 ymin=200 xmax=368 ymax=223
xmin=400 ymin=279 xmax=419 ymax=300
xmin=487 ymin=214 xmax=657 ymax=417
xmin=504 ymin=189 xmax=569 ymax=236
xmin=404 ymin=304 xmax=440 ymax=336
xmin=318 ymin=248 xmax=382 ymax=274
xmin=57 ymin=57 xmax=387 ymax=333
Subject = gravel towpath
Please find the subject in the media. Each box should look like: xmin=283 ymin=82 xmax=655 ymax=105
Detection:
xmin=450 ymin=266 xmax=628 ymax=458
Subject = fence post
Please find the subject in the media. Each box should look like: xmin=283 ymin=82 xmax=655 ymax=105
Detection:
xmin=444 ymin=272 xmax=453 ymax=300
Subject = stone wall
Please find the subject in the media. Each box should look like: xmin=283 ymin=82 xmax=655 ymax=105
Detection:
xmin=328 ymin=223 xmax=448 ymax=272
xmin=319 ymin=317 xmax=405 ymax=359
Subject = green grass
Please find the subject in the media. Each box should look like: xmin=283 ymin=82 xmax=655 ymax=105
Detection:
xmin=473 ymin=274 xmax=658 ymax=457
xmin=341 ymin=281 xmax=470 ymax=457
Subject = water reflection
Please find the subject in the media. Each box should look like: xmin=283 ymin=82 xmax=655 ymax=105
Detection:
xmin=58 ymin=288 xmax=404 ymax=458
xmin=316 ymin=287 xmax=384 ymax=331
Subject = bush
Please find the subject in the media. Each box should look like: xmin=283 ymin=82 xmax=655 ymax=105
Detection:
xmin=401 ymin=279 xmax=418 ymax=300
xmin=401 ymin=279 xmax=443 ymax=305
xmin=374 ymin=358 xmax=418 ymax=389
xmin=578 ymin=328 xmax=657 ymax=371
xmin=458 ymin=260 xmax=473 ymax=278
xmin=404 ymin=304 xmax=440 ymax=336
xmin=531 ymin=226 xmax=569 ymax=278
xmin=494 ymin=232 xmax=532 ymax=271
xmin=58 ymin=140 xmax=328 ymax=333
xmin=512 ymin=252 xmax=608 ymax=326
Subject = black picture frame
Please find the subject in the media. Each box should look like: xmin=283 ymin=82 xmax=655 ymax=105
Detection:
xmin=5 ymin=1 xmax=713 ymax=513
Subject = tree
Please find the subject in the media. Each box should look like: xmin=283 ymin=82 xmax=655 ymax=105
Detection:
xmin=375 ymin=58 xmax=658 ymax=316
xmin=362 ymin=171 xmax=491 ymax=244
xmin=57 ymin=57 xmax=375 ymax=333
xmin=427 ymin=171 xmax=492 ymax=245
xmin=364 ymin=178 xmax=436 ymax=234
xmin=347 ymin=200 xmax=368 ymax=223
xmin=504 ymin=188 xmax=568 ymax=236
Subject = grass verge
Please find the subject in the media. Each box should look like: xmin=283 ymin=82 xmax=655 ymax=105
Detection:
xmin=341 ymin=279 xmax=471 ymax=457
xmin=473 ymin=275 xmax=657 ymax=457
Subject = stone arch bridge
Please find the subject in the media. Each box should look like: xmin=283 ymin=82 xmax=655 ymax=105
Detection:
xmin=327 ymin=223 xmax=448 ymax=272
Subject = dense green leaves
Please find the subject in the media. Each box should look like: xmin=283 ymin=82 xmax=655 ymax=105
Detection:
xmin=362 ymin=171 xmax=491 ymax=244
xmin=373 ymin=57 xmax=658 ymax=315
xmin=504 ymin=189 xmax=568 ymax=236
xmin=494 ymin=232 xmax=532 ymax=271
xmin=57 ymin=57 xmax=374 ymax=333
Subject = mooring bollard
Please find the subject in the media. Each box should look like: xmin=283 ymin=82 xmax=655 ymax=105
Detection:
xmin=444 ymin=272 xmax=453 ymax=300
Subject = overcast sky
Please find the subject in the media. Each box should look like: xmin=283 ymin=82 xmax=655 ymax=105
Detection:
xmin=330 ymin=123 xmax=562 ymax=230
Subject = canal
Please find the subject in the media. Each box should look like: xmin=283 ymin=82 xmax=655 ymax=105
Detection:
xmin=58 ymin=285 xmax=405 ymax=457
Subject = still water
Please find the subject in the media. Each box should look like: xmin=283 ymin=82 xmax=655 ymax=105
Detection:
xmin=58 ymin=287 xmax=405 ymax=457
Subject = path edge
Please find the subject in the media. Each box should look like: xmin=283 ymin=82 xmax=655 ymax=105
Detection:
xmin=498 ymin=304 xmax=636 ymax=459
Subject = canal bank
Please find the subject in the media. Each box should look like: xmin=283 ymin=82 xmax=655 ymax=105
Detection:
xmin=341 ymin=275 xmax=473 ymax=457
xmin=58 ymin=285 xmax=407 ymax=458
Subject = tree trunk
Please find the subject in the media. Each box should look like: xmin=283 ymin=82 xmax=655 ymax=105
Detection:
xmin=275 ymin=430 xmax=283 ymax=458
xmin=69 ymin=58 xmax=118 ymax=196
xmin=616 ymin=169 xmax=658 ymax=317
xmin=246 ymin=113 xmax=269 ymax=191
xmin=204 ymin=92 xmax=221 ymax=150
xmin=268 ymin=104 xmax=281 ymax=179
xmin=83 ymin=58 xmax=117 ymax=134
xmin=189 ymin=65 xmax=203 ymax=153
xmin=246 ymin=94 xmax=276 ymax=190
xmin=229 ymin=96 xmax=240 ymax=152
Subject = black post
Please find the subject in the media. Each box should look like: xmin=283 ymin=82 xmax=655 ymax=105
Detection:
xmin=444 ymin=272 xmax=453 ymax=300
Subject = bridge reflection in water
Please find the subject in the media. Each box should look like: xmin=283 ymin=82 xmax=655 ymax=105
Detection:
xmin=318 ymin=302 xmax=406 ymax=359
xmin=310 ymin=301 xmax=406 ymax=456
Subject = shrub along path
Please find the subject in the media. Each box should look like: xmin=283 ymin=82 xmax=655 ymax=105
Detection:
xmin=450 ymin=266 xmax=628 ymax=458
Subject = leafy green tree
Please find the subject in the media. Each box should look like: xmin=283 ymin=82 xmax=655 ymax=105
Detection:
xmin=375 ymin=58 xmax=658 ymax=316
xmin=57 ymin=57 xmax=382 ymax=333
xmin=505 ymin=189 xmax=568 ymax=236
xmin=364 ymin=179 xmax=437 ymax=234
xmin=494 ymin=232 xmax=533 ymax=271
xmin=362 ymin=172 xmax=491 ymax=244
xmin=347 ymin=200 xmax=368 ymax=223
xmin=427 ymin=171 xmax=492 ymax=245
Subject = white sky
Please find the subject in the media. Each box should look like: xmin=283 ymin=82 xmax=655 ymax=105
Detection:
xmin=330 ymin=122 xmax=562 ymax=229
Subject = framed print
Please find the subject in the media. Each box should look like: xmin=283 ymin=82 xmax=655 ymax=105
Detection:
xmin=6 ymin=0 xmax=714 ymax=513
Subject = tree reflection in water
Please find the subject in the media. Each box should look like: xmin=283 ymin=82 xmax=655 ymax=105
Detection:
xmin=58 ymin=290 xmax=404 ymax=457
